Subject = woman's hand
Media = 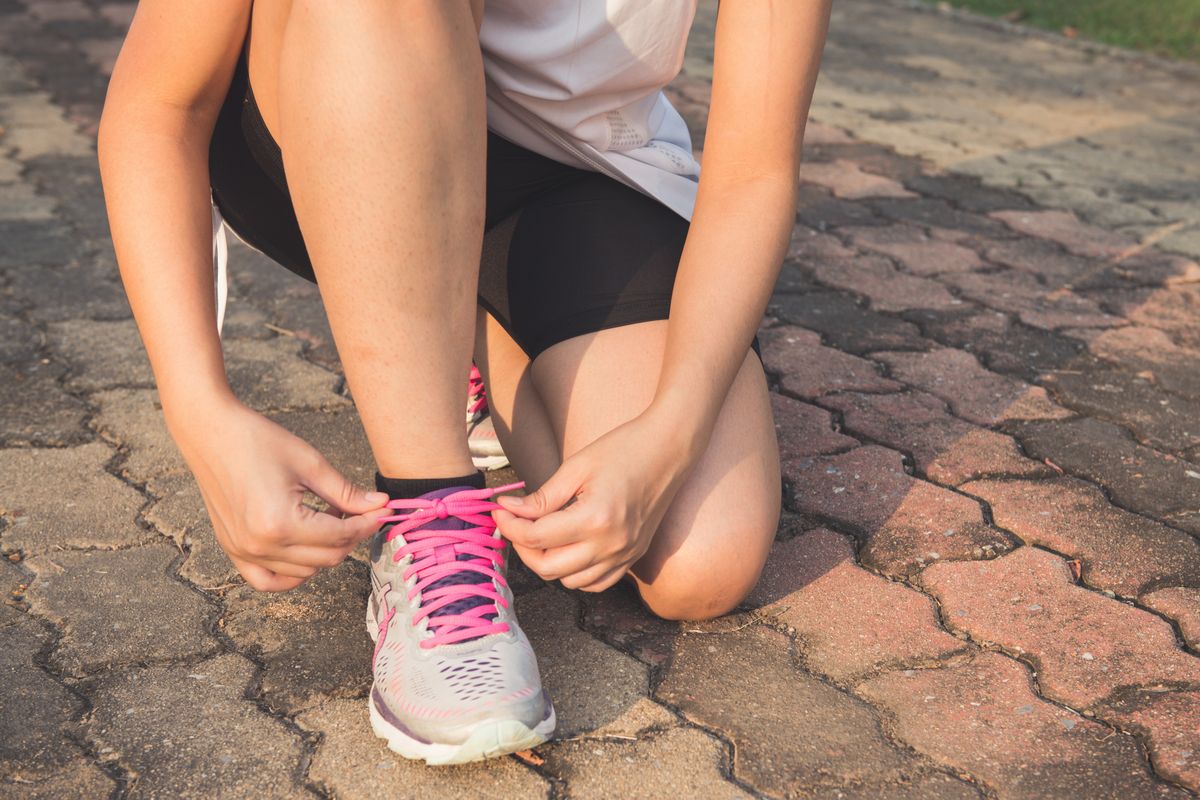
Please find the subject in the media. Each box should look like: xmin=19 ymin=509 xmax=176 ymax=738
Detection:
xmin=168 ymin=395 xmax=389 ymax=592
xmin=493 ymin=407 xmax=698 ymax=592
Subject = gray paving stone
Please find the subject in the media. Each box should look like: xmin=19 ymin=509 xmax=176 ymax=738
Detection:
xmin=222 ymin=560 xmax=372 ymax=714
xmin=795 ymin=184 xmax=886 ymax=230
xmin=942 ymin=269 xmax=1124 ymax=330
xmin=1013 ymin=417 xmax=1200 ymax=534
xmin=519 ymin=587 xmax=663 ymax=739
xmin=47 ymin=317 xmax=153 ymax=390
xmin=1085 ymin=326 xmax=1200 ymax=401
xmin=1042 ymin=369 xmax=1200 ymax=454
xmin=0 ymin=441 xmax=148 ymax=553
xmin=768 ymin=292 xmax=932 ymax=355
xmin=0 ymin=759 xmax=114 ymax=800
xmin=0 ymin=361 xmax=89 ymax=446
xmin=92 ymin=388 xmax=186 ymax=483
xmin=26 ymin=544 xmax=217 ymax=678
xmin=813 ymin=255 xmax=960 ymax=312
xmin=5 ymin=261 xmax=130 ymax=322
xmin=867 ymin=197 xmax=1011 ymax=238
xmin=657 ymin=625 xmax=954 ymax=797
xmin=144 ymin=472 xmax=239 ymax=589
xmin=224 ymin=337 xmax=348 ymax=412
xmin=0 ymin=220 xmax=79 ymax=268
xmin=268 ymin=406 xmax=376 ymax=492
xmin=84 ymin=653 xmax=311 ymax=799
xmin=0 ymin=613 xmax=84 ymax=781
xmin=542 ymin=726 xmax=750 ymax=800
xmin=0 ymin=311 xmax=43 ymax=364
xmin=580 ymin=581 xmax=683 ymax=669
xmin=0 ymin=179 xmax=55 ymax=220
xmin=297 ymin=698 xmax=550 ymax=800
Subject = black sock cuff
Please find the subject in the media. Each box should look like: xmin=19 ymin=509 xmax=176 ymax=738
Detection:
xmin=374 ymin=470 xmax=486 ymax=498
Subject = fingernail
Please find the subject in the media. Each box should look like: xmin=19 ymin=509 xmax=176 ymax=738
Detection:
xmin=367 ymin=491 xmax=388 ymax=504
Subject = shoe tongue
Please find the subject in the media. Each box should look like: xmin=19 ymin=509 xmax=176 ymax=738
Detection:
xmin=411 ymin=486 xmax=496 ymax=633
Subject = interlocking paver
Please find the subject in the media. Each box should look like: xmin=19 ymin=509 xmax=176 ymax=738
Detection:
xmin=541 ymin=726 xmax=751 ymax=800
xmin=991 ymin=209 xmax=1138 ymax=259
xmin=222 ymin=560 xmax=372 ymax=714
xmin=1013 ymin=417 xmax=1200 ymax=534
xmin=964 ymin=478 xmax=1200 ymax=600
xmin=761 ymin=326 xmax=901 ymax=399
xmin=0 ymin=361 xmax=89 ymax=446
xmin=1102 ymin=688 xmax=1200 ymax=791
xmin=1142 ymin=587 xmax=1200 ymax=649
xmin=768 ymin=292 xmax=931 ymax=355
xmin=821 ymin=390 xmax=1053 ymax=485
xmin=0 ymin=441 xmax=148 ymax=553
xmin=84 ymin=653 xmax=311 ymax=799
xmin=656 ymin=624 xmax=974 ymax=798
xmin=787 ymin=445 xmax=1010 ymax=576
xmin=1085 ymin=326 xmax=1200 ymax=400
xmin=813 ymin=254 xmax=961 ymax=312
xmin=1093 ymin=284 xmax=1200 ymax=351
xmin=746 ymin=529 xmax=966 ymax=682
xmin=921 ymin=547 xmax=1200 ymax=710
xmin=842 ymin=223 xmax=983 ymax=276
xmin=143 ymin=472 xmax=239 ymax=589
xmin=92 ymin=388 xmax=187 ymax=483
xmin=297 ymin=698 xmax=550 ymax=799
xmin=799 ymin=158 xmax=915 ymax=200
xmin=875 ymin=348 xmax=1071 ymax=426
xmin=944 ymin=269 xmax=1126 ymax=330
xmin=26 ymin=543 xmax=218 ymax=678
xmin=867 ymin=197 xmax=1011 ymax=238
xmin=771 ymin=393 xmax=857 ymax=462
xmin=858 ymin=653 xmax=1184 ymax=799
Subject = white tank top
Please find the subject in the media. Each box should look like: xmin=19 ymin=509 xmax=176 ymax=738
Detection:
xmin=480 ymin=0 xmax=702 ymax=220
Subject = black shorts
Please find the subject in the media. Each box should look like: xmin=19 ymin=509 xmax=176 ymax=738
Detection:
xmin=210 ymin=52 xmax=757 ymax=360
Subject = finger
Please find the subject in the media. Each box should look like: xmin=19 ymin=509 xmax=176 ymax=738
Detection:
xmin=560 ymin=561 xmax=617 ymax=591
xmin=495 ymin=501 xmax=592 ymax=551
xmin=233 ymin=558 xmax=310 ymax=592
xmin=284 ymin=503 xmax=385 ymax=548
xmin=302 ymin=452 xmax=390 ymax=515
xmin=514 ymin=540 xmax=595 ymax=582
xmin=278 ymin=544 xmax=354 ymax=569
xmin=577 ymin=566 xmax=629 ymax=594
xmin=496 ymin=459 xmax=584 ymax=520
xmin=254 ymin=558 xmax=321 ymax=580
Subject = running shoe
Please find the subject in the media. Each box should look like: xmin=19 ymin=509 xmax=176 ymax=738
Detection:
xmin=467 ymin=364 xmax=510 ymax=471
xmin=366 ymin=483 xmax=555 ymax=764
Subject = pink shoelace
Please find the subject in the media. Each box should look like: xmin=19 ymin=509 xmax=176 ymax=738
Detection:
xmin=375 ymin=482 xmax=523 ymax=648
xmin=467 ymin=364 xmax=488 ymax=419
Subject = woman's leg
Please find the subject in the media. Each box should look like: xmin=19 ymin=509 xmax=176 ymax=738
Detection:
xmin=256 ymin=0 xmax=485 ymax=478
xmin=478 ymin=318 xmax=781 ymax=621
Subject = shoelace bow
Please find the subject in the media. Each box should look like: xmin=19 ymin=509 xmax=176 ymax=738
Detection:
xmin=376 ymin=482 xmax=523 ymax=648
xmin=467 ymin=364 xmax=488 ymax=419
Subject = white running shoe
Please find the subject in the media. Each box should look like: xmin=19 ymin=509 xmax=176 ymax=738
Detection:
xmin=467 ymin=365 xmax=510 ymax=471
xmin=366 ymin=483 xmax=554 ymax=765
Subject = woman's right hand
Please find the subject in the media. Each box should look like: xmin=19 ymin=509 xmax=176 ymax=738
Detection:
xmin=168 ymin=394 xmax=389 ymax=592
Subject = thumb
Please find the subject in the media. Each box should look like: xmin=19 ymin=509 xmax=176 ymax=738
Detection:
xmin=497 ymin=461 xmax=581 ymax=519
xmin=302 ymin=454 xmax=389 ymax=515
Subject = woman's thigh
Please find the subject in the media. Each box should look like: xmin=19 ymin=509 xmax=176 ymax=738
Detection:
xmin=479 ymin=315 xmax=781 ymax=620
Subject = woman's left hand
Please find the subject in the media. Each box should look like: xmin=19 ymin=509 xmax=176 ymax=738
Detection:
xmin=493 ymin=409 xmax=698 ymax=592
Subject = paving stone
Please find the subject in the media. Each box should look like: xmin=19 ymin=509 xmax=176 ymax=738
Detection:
xmin=26 ymin=544 xmax=216 ymax=678
xmin=902 ymin=171 xmax=1037 ymax=213
xmin=85 ymin=653 xmax=310 ymax=799
xmin=144 ymin=472 xmax=239 ymax=589
xmin=519 ymin=587 xmax=658 ymax=739
xmin=772 ymin=260 xmax=826 ymax=294
xmin=843 ymin=224 xmax=982 ymax=275
xmin=795 ymin=184 xmax=886 ymax=230
xmin=858 ymin=653 xmax=1183 ymax=799
xmin=1092 ymin=284 xmax=1200 ymax=351
xmin=580 ymin=581 xmax=682 ymax=669
xmin=0 ymin=441 xmax=148 ymax=553
xmin=876 ymin=348 xmax=1071 ymax=427
xmin=224 ymin=337 xmax=348 ymax=412
xmin=983 ymin=237 xmax=1197 ymax=291
xmin=0 ymin=361 xmax=89 ymax=446
xmin=921 ymin=547 xmax=1200 ymax=710
xmin=1041 ymin=369 xmax=1200 ymax=453
xmin=657 ymin=624 xmax=945 ymax=797
xmin=5 ymin=261 xmax=130 ymax=322
xmin=0 ymin=179 xmax=55 ymax=220
xmin=0 ymin=614 xmax=84 ymax=781
xmin=786 ymin=225 xmax=856 ymax=263
xmin=963 ymin=478 xmax=1200 ymax=600
xmin=1142 ymin=587 xmax=1200 ymax=649
xmin=1012 ymin=417 xmax=1200 ymax=533
xmin=942 ymin=269 xmax=1125 ymax=330
xmin=992 ymin=209 xmax=1138 ymax=259
xmin=0 ymin=758 xmax=114 ymax=799
xmin=1086 ymin=326 xmax=1200 ymax=400
xmin=868 ymin=198 xmax=1011 ymax=238
xmin=222 ymin=560 xmax=372 ymax=714
xmin=296 ymin=698 xmax=549 ymax=799
xmin=761 ymin=326 xmax=901 ymax=398
xmin=813 ymin=255 xmax=960 ymax=312
xmin=768 ymin=292 xmax=931 ymax=355
xmin=822 ymin=391 xmax=1052 ymax=485
xmin=541 ymin=726 xmax=749 ymax=800
xmin=46 ymin=317 xmax=153 ymax=390
xmin=905 ymin=309 xmax=1088 ymax=381
xmin=0 ymin=220 xmax=79 ymax=268
xmin=799 ymin=159 xmax=915 ymax=200
xmin=746 ymin=529 xmax=965 ymax=682
xmin=771 ymin=393 xmax=857 ymax=462
xmin=268 ymin=407 xmax=377 ymax=492
xmin=92 ymin=388 xmax=186 ymax=483
xmin=1101 ymin=688 xmax=1200 ymax=791
xmin=785 ymin=446 xmax=1008 ymax=578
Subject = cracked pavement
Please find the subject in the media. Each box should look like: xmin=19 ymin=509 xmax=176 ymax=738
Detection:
xmin=2 ymin=0 xmax=1199 ymax=797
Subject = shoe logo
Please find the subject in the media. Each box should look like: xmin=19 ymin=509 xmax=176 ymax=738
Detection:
xmin=373 ymin=582 xmax=396 ymax=668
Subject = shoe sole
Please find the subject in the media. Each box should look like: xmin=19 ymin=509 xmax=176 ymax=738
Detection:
xmin=471 ymin=453 xmax=511 ymax=471
xmin=369 ymin=693 xmax=556 ymax=765
xmin=365 ymin=593 xmax=553 ymax=765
